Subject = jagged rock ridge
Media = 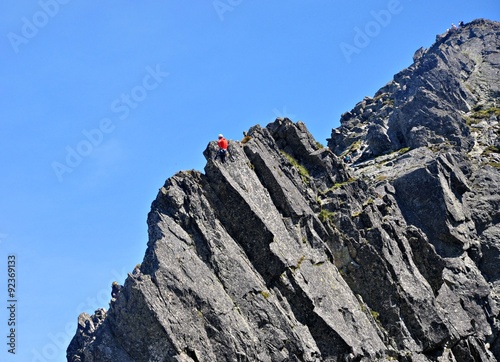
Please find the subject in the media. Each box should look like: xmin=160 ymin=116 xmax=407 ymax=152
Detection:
xmin=68 ymin=19 xmax=500 ymax=361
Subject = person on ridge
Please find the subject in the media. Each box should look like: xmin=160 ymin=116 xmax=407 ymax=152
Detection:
xmin=111 ymin=281 xmax=122 ymax=301
xmin=217 ymin=134 xmax=229 ymax=163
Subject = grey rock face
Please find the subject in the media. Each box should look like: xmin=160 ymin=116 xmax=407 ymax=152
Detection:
xmin=328 ymin=19 xmax=500 ymax=161
xmin=68 ymin=19 xmax=500 ymax=361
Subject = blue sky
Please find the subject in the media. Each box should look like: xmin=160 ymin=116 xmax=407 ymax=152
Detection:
xmin=0 ymin=1 xmax=498 ymax=361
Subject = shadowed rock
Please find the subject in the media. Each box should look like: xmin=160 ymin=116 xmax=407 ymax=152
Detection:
xmin=68 ymin=19 xmax=500 ymax=362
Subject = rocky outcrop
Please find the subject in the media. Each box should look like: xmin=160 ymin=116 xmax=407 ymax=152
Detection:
xmin=328 ymin=19 xmax=500 ymax=161
xmin=68 ymin=19 xmax=500 ymax=361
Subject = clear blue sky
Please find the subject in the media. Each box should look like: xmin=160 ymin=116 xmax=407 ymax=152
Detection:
xmin=0 ymin=1 xmax=498 ymax=361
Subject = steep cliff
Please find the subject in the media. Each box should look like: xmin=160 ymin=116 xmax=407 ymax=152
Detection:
xmin=68 ymin=19 xmax=500 ymax=361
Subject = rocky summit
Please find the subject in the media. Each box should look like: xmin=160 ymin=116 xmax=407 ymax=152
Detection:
xmin=67 ymin=19 xmax=500 ymax=361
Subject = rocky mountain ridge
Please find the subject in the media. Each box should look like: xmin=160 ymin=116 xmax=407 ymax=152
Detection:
xmin=68 ymin=19 xmax=500 ymax=361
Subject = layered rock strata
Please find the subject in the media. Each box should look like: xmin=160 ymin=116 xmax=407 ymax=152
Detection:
xmin=68 ymin=19 xmax=500 ymax=362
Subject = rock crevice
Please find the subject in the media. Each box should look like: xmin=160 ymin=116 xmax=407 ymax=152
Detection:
xmin=68 ymin=19 xmax=500 ymax=362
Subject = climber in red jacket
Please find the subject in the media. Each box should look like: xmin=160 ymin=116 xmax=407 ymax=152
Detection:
xmin=217 ymin=134 xmax=229 ymax=163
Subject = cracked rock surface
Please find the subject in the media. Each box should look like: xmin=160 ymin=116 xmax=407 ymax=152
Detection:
xmin=68 ymin=19 xmax=500 ymax=362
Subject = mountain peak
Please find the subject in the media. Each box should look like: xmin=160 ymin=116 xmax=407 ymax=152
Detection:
xmin=67 ymin=19 xmax=500 ymax=362
xmin=328 ymin=18 xmax=500 ymax=164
